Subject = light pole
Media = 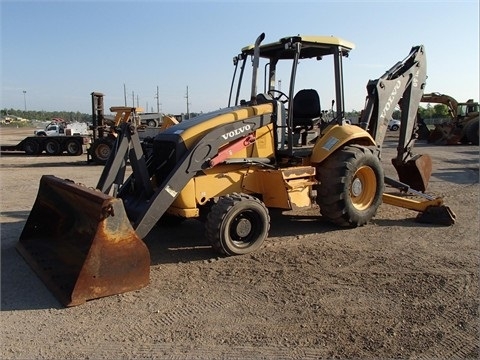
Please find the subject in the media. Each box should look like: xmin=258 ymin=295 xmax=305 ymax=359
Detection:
xmin=23 ymin=90 xmax=27 ymax=111
xmin=185 ymin=86 xmax=190 ymax=120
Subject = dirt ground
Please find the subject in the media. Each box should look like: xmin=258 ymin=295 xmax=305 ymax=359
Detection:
xmin=1 ymin=127 xmax=479 ymax=359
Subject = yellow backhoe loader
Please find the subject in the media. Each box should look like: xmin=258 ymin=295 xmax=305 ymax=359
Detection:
xmin=17 ymin=33 xmax=455 ymax=306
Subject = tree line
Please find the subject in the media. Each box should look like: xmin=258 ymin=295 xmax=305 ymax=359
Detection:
xmin=2 ymin=103 xmax=450 ymax=125
xmin=1 ymin=109 xmax=92 ymax=123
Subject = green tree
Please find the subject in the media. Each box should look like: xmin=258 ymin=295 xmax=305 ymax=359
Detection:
xmin=433 ymin=104 xmax=449 ymax=118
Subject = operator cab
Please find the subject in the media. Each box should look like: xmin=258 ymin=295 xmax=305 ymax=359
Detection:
xmin=229 ymin=35 xmax=355 ymax=155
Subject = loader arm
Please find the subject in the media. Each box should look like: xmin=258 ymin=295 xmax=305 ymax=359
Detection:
xmin=117 ymin=113 xmax=273 ymax=239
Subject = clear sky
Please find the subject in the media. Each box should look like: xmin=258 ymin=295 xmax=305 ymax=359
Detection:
xmin=1 ymin=0 xmax=479 ymax=115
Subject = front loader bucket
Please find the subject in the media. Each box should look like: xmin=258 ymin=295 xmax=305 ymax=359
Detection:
xmin=16 ymin=175 xmax=150 ymax=307
xmin=392 ymin=154 xmax=432 ymax=192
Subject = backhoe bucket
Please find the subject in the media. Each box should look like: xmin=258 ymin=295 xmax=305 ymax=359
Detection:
xmin=392 ymin=154 xmax=432 ymax=192
xmin=16 ymin=175 xmax=150 ymax=307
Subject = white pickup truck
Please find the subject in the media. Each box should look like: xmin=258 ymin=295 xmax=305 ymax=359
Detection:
xmin=34 ymin=122 xmax=89 ymax=137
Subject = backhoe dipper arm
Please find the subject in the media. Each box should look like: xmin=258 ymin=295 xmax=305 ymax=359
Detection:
xmin=360 ymin=45 xmax=427 ymax=162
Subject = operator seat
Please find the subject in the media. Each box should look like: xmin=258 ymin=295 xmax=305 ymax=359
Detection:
xmin=292 ymin=89 xmax=321 ymax=145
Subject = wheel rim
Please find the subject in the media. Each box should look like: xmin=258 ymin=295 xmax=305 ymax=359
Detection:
xmin=95 ymin=144 xmax=111 ymax=160
xmin=46 ymin=142 xmax=58 ymax=154
xmin=350 ymin=165 xmax=377 ymax=210
xmin=229 ymin=210 xmax=261 ymax=249
xmin=25 ymin=141 xmax=38 ymax=154
xmin=67 ymin=142 xmax=79 ymax=154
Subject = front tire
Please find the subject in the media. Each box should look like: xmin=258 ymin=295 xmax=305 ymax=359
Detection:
xmin=90 ymin=138 xmax=114 ymax=165
xmin=315 ymin=145 xmax=384 ymax=227
xmin=205 ymin=193 xmax=270 ymax=256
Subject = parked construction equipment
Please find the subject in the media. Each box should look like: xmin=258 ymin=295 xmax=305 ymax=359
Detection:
xmin=0 ymin=121 xmax=90 ymax=156
xmin=88 ymin=93 xmax=175 ymax=165
xmin=418 ymin=92 xmax=479 ymax=145
xmin=17 ymin=34 xmax=455 ymax=306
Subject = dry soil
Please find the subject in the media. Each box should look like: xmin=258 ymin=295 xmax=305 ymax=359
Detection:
xmin=1 ymin=127 xmax=479 ymax=359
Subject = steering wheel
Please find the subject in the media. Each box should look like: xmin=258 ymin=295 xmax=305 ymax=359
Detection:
xmin=268 ymin=90 xmax=289 ymax=104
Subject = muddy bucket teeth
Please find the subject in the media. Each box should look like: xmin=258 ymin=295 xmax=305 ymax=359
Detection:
xmin=16 ymin=175 xmax=150 ymax=307
xmin=392 ymin=154 xmax=432 ymax=192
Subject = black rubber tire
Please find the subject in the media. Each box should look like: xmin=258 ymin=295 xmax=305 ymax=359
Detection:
xmin=24 ymin=139 xmax=41 ymax=155
xmin=315 ymin=145 xmax=384 ymax=227
xmin=65 ymin=139 xmax=83 ymax=156
xmin=460 ymin=121 xmax=471 ymax=144
xmin=147 ymin=120 xmax=157 ymax=127
xmin=390 ymin=125 xmax=399 ymax=131
xmin=205 ymin=193 xmax=270 ymax=256
xmin=466 ymin=118 xmax=479 ymax=145
xmin=198 ymin=199 xmax=216 ymax=223
xmin=44 ymin=139 xmax=61 ymax=155
xmin=90 ymin=138 xmax=114 ymax=165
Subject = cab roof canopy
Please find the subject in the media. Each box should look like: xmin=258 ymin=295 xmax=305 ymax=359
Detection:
xmin=241 ymin=35 xmax=355 ymax=60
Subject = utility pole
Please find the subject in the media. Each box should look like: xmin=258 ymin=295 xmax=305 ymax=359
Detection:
xmin=132 ymin=91 xmax=135 ymax=107
xmin=136 ymin=94 xmax=139 ymax=108
xmin=155 ymin=86 xmax=161 ymax=113
xmin=185 ymin=86 xmax=190 ymax=120
xmin=23 ymin=90 xmax=27 ymax=112
xmin=123 ymin=84 xmax=127 ymax=106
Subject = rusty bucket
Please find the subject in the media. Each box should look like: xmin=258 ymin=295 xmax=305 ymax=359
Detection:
xmin=16 ymin=175 xmax=150 ymax=307
xmin=392 ymin=153 xmax=432 ymax=192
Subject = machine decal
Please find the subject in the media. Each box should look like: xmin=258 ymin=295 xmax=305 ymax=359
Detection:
xmin=380 ymin=79 xmax=402 ymax=122
xmin=165 ymin=185 xmax=178 ymax=197
xmin=322 ymin=136 xmax=339 ymax=151
xmin=221 ymin=124 xmax=252 ymax=140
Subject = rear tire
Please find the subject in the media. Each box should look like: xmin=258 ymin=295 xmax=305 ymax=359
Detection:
xmin=147 ymin=120 xmax=157 ymax=127
xmin=315 ymin=145 xmax=384 ymax=227
xmin=205 ymin=193 xmax=269 ymax=256
xmin=24 ymin=139 xmax=41 ymax=155
xmin=45 ymin=139 xmax=61 ymax=155
xmin=90 ymin=138 xmax=114 ymax=165
xmin=466 ymin=118 xmax=479 ymax=145
xmin=460 ymin=121 xmax=471 ymax=144
xmin=66 ymin=139 xmax=83 ymax=156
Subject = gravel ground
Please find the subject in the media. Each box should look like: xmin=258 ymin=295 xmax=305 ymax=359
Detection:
xmin=1 ymin=127 xmax=479 ymax=359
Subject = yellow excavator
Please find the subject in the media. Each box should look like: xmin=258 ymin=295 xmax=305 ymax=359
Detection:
xmin=17 ymin=33 xmax=455 ymax=306
xmin=417 ymin=92 xmax=479 ymax=145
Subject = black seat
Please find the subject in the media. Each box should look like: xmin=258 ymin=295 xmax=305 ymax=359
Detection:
xmin=292 ymin=89 xmax=321 ymax=128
